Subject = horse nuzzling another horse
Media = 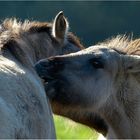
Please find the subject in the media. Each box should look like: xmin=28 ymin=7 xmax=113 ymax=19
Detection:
xmin=0 ymin=11 xmax=85 ymax=138
xmin=35 ymin=36 xmax=140 ymax=139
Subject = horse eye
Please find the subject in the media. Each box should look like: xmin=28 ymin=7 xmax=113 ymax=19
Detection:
xmin=90 ymin=58 xmax=104 ymax=69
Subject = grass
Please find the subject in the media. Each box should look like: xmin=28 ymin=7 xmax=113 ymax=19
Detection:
xmin=54 ymin=115 xmax=99 ymax=139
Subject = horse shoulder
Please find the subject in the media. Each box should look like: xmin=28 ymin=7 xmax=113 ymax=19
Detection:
xmin=0 ymin=56 xmax=55 ymax=138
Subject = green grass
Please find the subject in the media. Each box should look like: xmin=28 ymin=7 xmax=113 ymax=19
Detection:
xmin=54 ymin=115 xmax=99 ymax=139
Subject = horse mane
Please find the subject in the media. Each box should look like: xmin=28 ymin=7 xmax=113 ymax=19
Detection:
xmin=100 ymin=35 xmax=140 ymax=56
xmin=0 ymin=18 xmax=83 ymax=50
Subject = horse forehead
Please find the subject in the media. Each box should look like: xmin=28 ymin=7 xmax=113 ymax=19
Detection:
xmin=62 ymin=45 xmax=115 ymax=62
xmin=89 ymin=45 xmax=118 ymax=57
xmin=87 ymin=45 xmax=110 ymax=53
xmin=75 ymin=45 xmax=112 ymax=58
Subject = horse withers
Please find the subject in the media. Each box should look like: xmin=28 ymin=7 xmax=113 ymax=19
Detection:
xmin=0 ymin=11 xmax=83 ymax=138
xmin=35 ymin=36 xmax=140 ymax=139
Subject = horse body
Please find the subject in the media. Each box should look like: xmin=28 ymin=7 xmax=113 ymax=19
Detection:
xmin=0 ymin=55 xmax=55 ymax=138
xmin=35 ymin=36 xmax=140 ymax=139
xmin=0 ymin=12 xmax=83 ymax=138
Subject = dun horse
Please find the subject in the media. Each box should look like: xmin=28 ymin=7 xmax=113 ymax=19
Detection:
xmin=35 ymin=36 xmax=140 ymax=139
xmin=0 ymin=11 xmax=84 ymax=138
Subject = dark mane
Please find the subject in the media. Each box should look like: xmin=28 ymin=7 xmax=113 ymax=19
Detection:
xmin=0 ymin=19 xmax=50 ymax=48
xmin=67 ymin=32 xmax=84 ymax=49
xmin=0 ymin=18 xmax=83 ymax=50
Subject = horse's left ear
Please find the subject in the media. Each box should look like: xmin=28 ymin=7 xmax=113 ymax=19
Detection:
xmin=52 ymin=11 xmax=69 ymax=43
xmin=123 ymin=55 xmax=140 ymax=73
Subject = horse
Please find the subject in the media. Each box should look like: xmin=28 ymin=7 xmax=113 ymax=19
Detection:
xmin=0 ymin=11 xmax=84 ymax=138
xmin=35 ymin=36 xmax=140 ymax=139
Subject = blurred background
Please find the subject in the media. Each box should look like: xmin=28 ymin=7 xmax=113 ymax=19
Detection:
xmin=1 ymin=1 xmax=140 ymax=139
xmin=1 ymin=1 xmax=140 ymax=47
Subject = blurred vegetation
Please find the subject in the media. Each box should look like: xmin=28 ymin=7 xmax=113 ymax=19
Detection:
xmin=54 ymin=115 xmax=98 ymax=139
xmin=0 ymin=1 xmax=140 ymax=46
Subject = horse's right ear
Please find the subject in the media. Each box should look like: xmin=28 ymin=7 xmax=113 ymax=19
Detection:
xmin=52 ymin=11 xmax=69 ymax=43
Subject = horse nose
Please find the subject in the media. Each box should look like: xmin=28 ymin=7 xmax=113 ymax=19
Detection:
xmin=48 ymin=57 xmax=64 ymax=67
xmin=35 ymin=57 xmax=64 ymax=77
xmin=47 ymin=57 xmax=65 ymax=73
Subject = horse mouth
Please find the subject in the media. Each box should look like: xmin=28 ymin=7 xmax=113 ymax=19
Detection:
xmin=42 ymin=76 xmax=58 ymax=99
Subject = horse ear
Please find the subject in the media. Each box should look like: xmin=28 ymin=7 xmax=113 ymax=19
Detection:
xmin=123 ymin=55 xmax=140 ymax=73
xmin=52 ymin=11 xmax=69 ymax=43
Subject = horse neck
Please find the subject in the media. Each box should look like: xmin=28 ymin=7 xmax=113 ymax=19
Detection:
xmin=103 ymin=74 xmax=140 ymax=139
xmin=4 ymin=32 xmax=58 ymax=70
xmin=101 ymin=96 xmax=131 ymax=139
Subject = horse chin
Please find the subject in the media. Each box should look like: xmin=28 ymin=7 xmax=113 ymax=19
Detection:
xmin=44 ymin=80 xmax=58 ymax=99
xmin=44 ymin=78 xmax=86 ymax=108
xmin=45 ymin=79 xmax=73 ymax=105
